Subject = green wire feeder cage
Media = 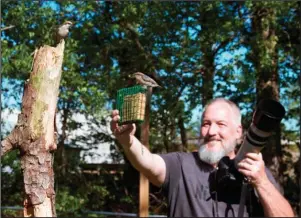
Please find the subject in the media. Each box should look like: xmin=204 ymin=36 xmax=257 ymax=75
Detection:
xmin=116 ymin=85 xmax=147 ymax=124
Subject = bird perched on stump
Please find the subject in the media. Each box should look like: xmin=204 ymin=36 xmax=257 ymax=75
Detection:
xmin=55 ymin=21 xmax=73 ymax=45
xmin=131 ymin=72 xmax=161 ymax=88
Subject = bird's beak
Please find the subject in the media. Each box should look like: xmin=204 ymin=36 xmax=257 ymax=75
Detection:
xmin=68 ymin=21 xmax=74 ymax=27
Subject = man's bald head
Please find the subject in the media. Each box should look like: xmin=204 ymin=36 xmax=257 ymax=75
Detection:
xmin=202 ymin=98 xmax=242 ymax=127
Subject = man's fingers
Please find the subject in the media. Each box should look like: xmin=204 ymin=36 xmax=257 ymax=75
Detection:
xmin=237 ymin=162 xmax=251 ymax=170
xmin=111 ymin=111 xmax=135 ymax=134
xmin=112 ymin=115 xmax=120 ymax=122
xmin=244 ymin=152 xmax=262 ymax=160
xmin=119 ymin=124 xmax=134 ymax=134
xmin=258 ymin=152 xmax=262 ymax=159
xmin=237 ymin=169 xmax=256 ymax=183
xmin=111 ymin=109 xmax=119 ymax=118
xmin=241 ymin=158 xmax=255 ymax=166
xmin=110 ymin=110 xmax=120 ymax=132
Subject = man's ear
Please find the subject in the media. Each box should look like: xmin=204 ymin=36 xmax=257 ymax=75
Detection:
xmin=236 ymin=125 xmax=243 ymax=144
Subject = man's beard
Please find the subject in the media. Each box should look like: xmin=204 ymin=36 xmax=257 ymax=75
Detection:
xmin=198 ymin=139 xmax=237 ymax=165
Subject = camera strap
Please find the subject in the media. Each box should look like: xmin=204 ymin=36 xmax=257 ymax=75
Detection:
xmin=238 ymin=180 xmax=249 ymax=217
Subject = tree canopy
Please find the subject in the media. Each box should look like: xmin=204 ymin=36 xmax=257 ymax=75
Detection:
xmin=1 ymin=1 xmax=300 ymax=216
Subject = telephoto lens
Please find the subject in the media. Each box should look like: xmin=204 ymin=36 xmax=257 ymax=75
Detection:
xmin=234 ymin=99 xmax=285 ymax=167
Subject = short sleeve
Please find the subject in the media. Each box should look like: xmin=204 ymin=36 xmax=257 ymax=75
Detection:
xmin=159 ymin=152 xmax=182 ymax=194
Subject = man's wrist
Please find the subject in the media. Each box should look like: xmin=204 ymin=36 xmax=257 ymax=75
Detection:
xmin=128 ymin=135 xmax=135 ymax=147
xmin=253 ymin=177 xmax=270 ymax=190
xmin=123 ymin=135 xmax=137 ymax=149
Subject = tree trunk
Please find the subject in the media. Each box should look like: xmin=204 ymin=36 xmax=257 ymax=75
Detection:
xmin=201 ymin=55 xmax=215 ymax=107
xmin=251 ymin=4 xmax=283 ymax=184
xmin=1 ymin=41 xmax=66 ymax=217
xmin=178 ymin=115 xmax=188 ymax=152
xmin=56 ymin=106 xmax=69 ymax=178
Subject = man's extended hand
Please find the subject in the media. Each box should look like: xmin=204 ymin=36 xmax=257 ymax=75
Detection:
xmin=110 ymin=110 xmax=136 ymax=147
xmin=237 ymin=152 xmax=269 ymax=187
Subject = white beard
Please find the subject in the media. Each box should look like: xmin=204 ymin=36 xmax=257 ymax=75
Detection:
xmin=198 ymin=139 xmax=236 ymax=165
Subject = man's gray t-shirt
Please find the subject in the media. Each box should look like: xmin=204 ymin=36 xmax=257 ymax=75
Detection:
xmin=159 ymin=152 xmax=281 ymax=217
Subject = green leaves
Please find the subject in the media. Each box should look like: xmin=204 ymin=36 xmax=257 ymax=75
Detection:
xmin=2 ymin=0 xmax=300 ymax=215
xmin=56 ymin=187 xmax=87 ymax=216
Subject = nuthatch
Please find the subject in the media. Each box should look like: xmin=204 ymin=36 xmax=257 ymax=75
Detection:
xmin=55 ymin=21 xmax=73 ymax=44
xmin=132 ymin=72 xmax=161 ymax=88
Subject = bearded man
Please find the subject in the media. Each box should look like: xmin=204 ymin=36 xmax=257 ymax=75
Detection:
xmin=110 ymin=98 xmax=294 ymax=217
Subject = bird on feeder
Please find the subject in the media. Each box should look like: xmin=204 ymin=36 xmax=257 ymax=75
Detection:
xmin=131 ymin=72 xmax=161 ymax=88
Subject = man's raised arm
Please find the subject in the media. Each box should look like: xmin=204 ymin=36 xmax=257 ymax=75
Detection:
xmin=110 ymin=110 xmax=166 ymax=187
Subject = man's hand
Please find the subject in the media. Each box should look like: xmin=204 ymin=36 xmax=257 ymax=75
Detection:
xmin=238 ymin=152 xmax=295 ymax=217
xmin=237 ymin=152 xmax=269 ymax=187
xmin=111 ymin=110 xmax=136 ymax=147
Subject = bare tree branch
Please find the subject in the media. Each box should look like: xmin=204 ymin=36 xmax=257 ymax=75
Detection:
xmin=1 ymin=127 xmax=24 ymax=156
xmin=1 ymin=25 xmax=15 ymax=31
xmin=212 ymin=34 xmax=237 ymax=57
xmin=1 ymin=136 xmax=15 ymax=157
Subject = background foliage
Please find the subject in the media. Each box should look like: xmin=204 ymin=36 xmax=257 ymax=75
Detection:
xmin=1 ymin=0 xmax=300 ymax=216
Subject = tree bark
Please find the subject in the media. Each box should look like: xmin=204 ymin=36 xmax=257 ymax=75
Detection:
xmin=178 ymin=115 xmax=188 ymax=152
xmin=56 ymin=106 xmax=69 ymax=178
xmin=250 ymin=4 xmax=283 ymax=184
xmin=201 ymin=55 xmax=215 ymax=107
xmin=1 ymin=40 xmax=66 ymax=217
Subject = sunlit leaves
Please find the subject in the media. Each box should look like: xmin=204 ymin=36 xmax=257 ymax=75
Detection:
xmin=1 ymin=1 xmax=300 ymax=214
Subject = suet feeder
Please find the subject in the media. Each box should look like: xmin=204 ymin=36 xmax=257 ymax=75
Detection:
xmin=116 ymin=85 xmax=147 ymax=124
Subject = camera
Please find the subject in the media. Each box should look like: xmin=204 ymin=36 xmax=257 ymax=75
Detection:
xmin=234 ymin=99 xmax=285 ymax=167
xmin=209 ymin=99 xmax=285 ymax=203
xmin=209 ymin=156 xmax=245 ymax=204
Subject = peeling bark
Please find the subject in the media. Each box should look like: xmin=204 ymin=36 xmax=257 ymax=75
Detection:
xmin=251 ymin=4 xmax=283 ymax=185
xmin=1 ymin=41 xmax=66 ymax=217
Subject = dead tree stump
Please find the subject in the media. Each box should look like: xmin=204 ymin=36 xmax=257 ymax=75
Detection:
xmin=1 ymin=41 xmax=66 ymax=217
